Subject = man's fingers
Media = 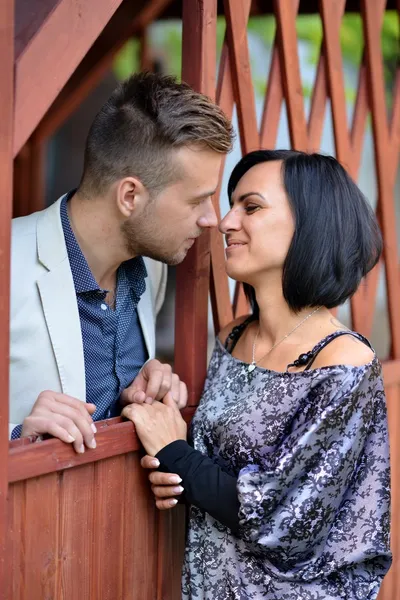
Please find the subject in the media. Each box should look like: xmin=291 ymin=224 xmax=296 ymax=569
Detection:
xmin=143 ymin=369 xmax=164 ymax=401
xmin=45 ymin=402 xmax=96 ymax=449
xmin=53 ymin=393 xmax=95 ymax=425
xmin=162 ymin=391 xmax=179 ymax=411
xmin=148 ymin=471 xmax=182 ymax=486
xmin=154 ymin=366 xmax=172 ymax=401
xmin=177 ymin=381 xmax=188 ymax=409
xmin=151 ymin=484 xmax=184 ymax=498
xmin=155 ymin=498 xmax=179 ymax=510
xmin=170 ymin=374 xmax=181 ymax=405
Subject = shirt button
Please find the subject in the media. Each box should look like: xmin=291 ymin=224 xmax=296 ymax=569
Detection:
xmin=101 ymin=303 xmax=107 ymax=311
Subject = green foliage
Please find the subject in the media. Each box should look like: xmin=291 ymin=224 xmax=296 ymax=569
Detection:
xmin=113 ymin=11 xmax=399 ymax=98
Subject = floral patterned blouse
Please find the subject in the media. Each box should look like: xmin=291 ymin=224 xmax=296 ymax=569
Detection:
xmin=182 ymin=326 xmax=392 ymax=599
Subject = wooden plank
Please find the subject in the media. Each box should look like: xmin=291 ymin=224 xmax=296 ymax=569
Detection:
xmin=13 ymin=136 xmax=46 ymax=218
xmin=223 ymin=0 xmax=258 ymax=153
xmin=24 ymin=473 xmax=60 ymax=599
xmin=58 ymin=464 xmax=95 ymax=600
xmin=9 ymin=418 xmax=141 ymax=483
xmin=122 ymin=452 xmax=158 ymax=600
xmin=14 ymin=0 xmax=125 ymax=155
xmin=7 ymin=481 xmax=25 ymax=600
xmin=307 ymin=54 xmax=328 ymax=151
xmin=209 ymin=0 xmax=252 ymax=334
xmin=381 ymin=384 xmax=400 ymax=599
xmin=320 ymin=0 xmax=349 ymax=165
xmin=156 ymin=506 xmax=186 ymax=600
xmin=382 ymin=360 xmax=400 ymax=387
xmin=0 ymin=0 xmax=13 ymax=595
xmin=362 ymin=0 xmax=400 ymax=359
xmin=9 ymin=411 xmax=196 ymax=483
xmin=34 ymin=0 xmax=173 ymax=144
xmin=274 ymin=0 xmax=308 ymax=150
xmin=175 ymin=0 xmax=217 ymax=406
xmin=261 ymin=0 xmax=300 ymax=149
xmin=92 ymin=456 xmax=125 ymax=600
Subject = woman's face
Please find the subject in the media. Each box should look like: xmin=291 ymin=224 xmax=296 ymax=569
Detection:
xmin=219 ymin=160 xmax=295 ymax=285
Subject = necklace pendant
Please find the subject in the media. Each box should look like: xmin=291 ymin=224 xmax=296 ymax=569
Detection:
xmin=248 ymin=362 xmax=256 ymax=373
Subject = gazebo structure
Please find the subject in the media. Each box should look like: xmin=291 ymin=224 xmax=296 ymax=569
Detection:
xmin=1 ymin=0 xmax=399 ymax=598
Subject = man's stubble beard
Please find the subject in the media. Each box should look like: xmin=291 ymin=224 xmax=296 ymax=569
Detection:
xmin=121 ymin=212 xmax=187 ymax=266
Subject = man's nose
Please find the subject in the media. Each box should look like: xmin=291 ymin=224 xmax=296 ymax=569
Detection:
xmin=197 ymin=200 xmax=218 ymax=229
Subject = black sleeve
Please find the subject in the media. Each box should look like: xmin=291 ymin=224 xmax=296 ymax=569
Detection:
xmin=155 ymin=440 xmax=240 ymax=532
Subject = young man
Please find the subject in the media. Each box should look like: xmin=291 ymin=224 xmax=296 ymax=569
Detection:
xmin=10 ymin=72 xmax=233 ymax=453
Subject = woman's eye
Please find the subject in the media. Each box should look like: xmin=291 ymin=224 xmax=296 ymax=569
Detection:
xmin=244 ymin=204 xmax=260 ymax=214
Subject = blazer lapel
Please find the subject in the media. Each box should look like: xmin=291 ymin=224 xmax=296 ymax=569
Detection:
xmin=36 ymin=198 xmax=86 ymax=401
xmin=137 ymin=280 xmax=156 ymax=359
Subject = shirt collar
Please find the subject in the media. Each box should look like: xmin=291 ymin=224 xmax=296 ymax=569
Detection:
xmin=60 ymin=191 xmax=147 ymax=298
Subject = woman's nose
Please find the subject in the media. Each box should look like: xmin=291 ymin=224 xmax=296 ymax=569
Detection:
xmin=219 ymin=208 xmax=241 ymax=234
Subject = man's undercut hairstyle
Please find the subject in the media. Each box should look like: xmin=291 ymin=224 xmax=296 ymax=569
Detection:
xmin=227 ymin=150 xmax=383 ymax=315
xmin=79 ymin=72 xmax=233 ymax=197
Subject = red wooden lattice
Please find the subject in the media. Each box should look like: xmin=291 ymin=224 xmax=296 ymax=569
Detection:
xmin=175 ymin=2 xmax=400 ymax=598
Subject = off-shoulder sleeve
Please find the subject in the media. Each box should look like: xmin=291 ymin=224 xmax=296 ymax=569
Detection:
xmin=237 ymin=363 xmax=391 ymax=581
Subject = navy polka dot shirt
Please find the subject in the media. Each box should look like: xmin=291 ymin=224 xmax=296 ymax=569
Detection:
xmin=11 ymin=192 xmax=148 ymax=438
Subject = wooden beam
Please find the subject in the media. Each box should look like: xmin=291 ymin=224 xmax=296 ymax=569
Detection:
xmin=14 ymin=0 xmax=126 ymax=156
xmin=8 ymin=408 xmax=197 ymax=484
xmin=33 ymin=0 xmax=173 ymax=146
xmin=0 ymin=0 xmax=13 ymax=595
xmin=174 ymin=0 xmax=217 ymax=407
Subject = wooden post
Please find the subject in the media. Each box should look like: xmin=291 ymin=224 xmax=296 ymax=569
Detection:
xmin=175 ymin=0 xmax=217 ymax=406
xmin=0 ymin=0 xmax=13 ymax=596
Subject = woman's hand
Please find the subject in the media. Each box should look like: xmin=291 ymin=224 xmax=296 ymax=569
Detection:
xmin=122 ymin=392 xmax=187 ymax=457
xmin=141 ymin=455 xmax=184 ymax=510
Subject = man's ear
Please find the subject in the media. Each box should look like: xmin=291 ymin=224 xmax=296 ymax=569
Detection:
xmin=116 ymin=176 xmax=148 ymax=218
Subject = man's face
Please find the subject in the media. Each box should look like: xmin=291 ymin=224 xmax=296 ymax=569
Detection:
xmin=122 ymin=146 xmax=222 ymax=265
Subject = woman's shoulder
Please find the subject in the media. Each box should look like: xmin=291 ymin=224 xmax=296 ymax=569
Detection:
xmin=310 ymin=331 xmax=375 ymax=369
xmin=217 ymin=314 xmax=253 ymax=345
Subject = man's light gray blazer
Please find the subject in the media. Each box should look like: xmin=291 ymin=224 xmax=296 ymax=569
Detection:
xmin=9 ymin=196 xmax=167 ymax=436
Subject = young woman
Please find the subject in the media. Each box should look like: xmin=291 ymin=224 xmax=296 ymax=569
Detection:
xmin=123 ymin=150 xmax=392 ymax=599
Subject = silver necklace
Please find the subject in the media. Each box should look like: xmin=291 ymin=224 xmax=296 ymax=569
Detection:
xmin=248 ymin=306 xmax=321 ymax=372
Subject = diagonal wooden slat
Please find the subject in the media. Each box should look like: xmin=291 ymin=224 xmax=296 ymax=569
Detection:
xmin=14 ymin=0 xmax=127 ymax=156
xmin=274 ymin=0 xmax=308 ymax=150
xmin=223 ymin=0 xmax=259 ymax=154
xmin=307 ymin=52 xmax=329 ymax=152
xmin=211 ymin=42 xmax=235 ymax=333
xmin=34 ymin=0 xmax=173 ymax=146
xmin=320 ymin=0 xmax=350 ymax=165
xmin=260 ymin=45 xmax=284 ymax=149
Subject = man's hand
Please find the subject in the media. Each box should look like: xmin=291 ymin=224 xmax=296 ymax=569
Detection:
xmin=120 ymin=359 xmax=188 ymax=409
xmin=141 ymin=455 xmax=183 ymax=510
xmin=122 ymin=392 xmax=187 ymax=456
xmin=21 ymin=391 xmax=97 ymax=454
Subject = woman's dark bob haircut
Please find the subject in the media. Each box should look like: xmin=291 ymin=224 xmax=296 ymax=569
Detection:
xmin=227 ymin=150 xmax=382 ymax=315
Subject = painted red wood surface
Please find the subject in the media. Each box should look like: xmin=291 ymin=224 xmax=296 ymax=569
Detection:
xmin=3 ymin=0 xmax=400 ymax=598
xmin=0 ymin=0 xmax=13 ymax=596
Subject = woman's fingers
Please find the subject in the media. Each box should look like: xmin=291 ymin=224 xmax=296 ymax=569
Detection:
xmin=155 ymin=498 xmax=179 ymax=510
xmin=151 ymin=484 xmax=184 ymax=498
xmin=148 ymin=471 xmax=182 ymax=486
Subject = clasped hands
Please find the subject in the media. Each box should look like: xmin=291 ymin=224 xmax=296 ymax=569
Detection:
xmin=122 ymin=391 xmax=187 ymax=510
xmin=21 ymin=359 xmax=187 ymax=455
